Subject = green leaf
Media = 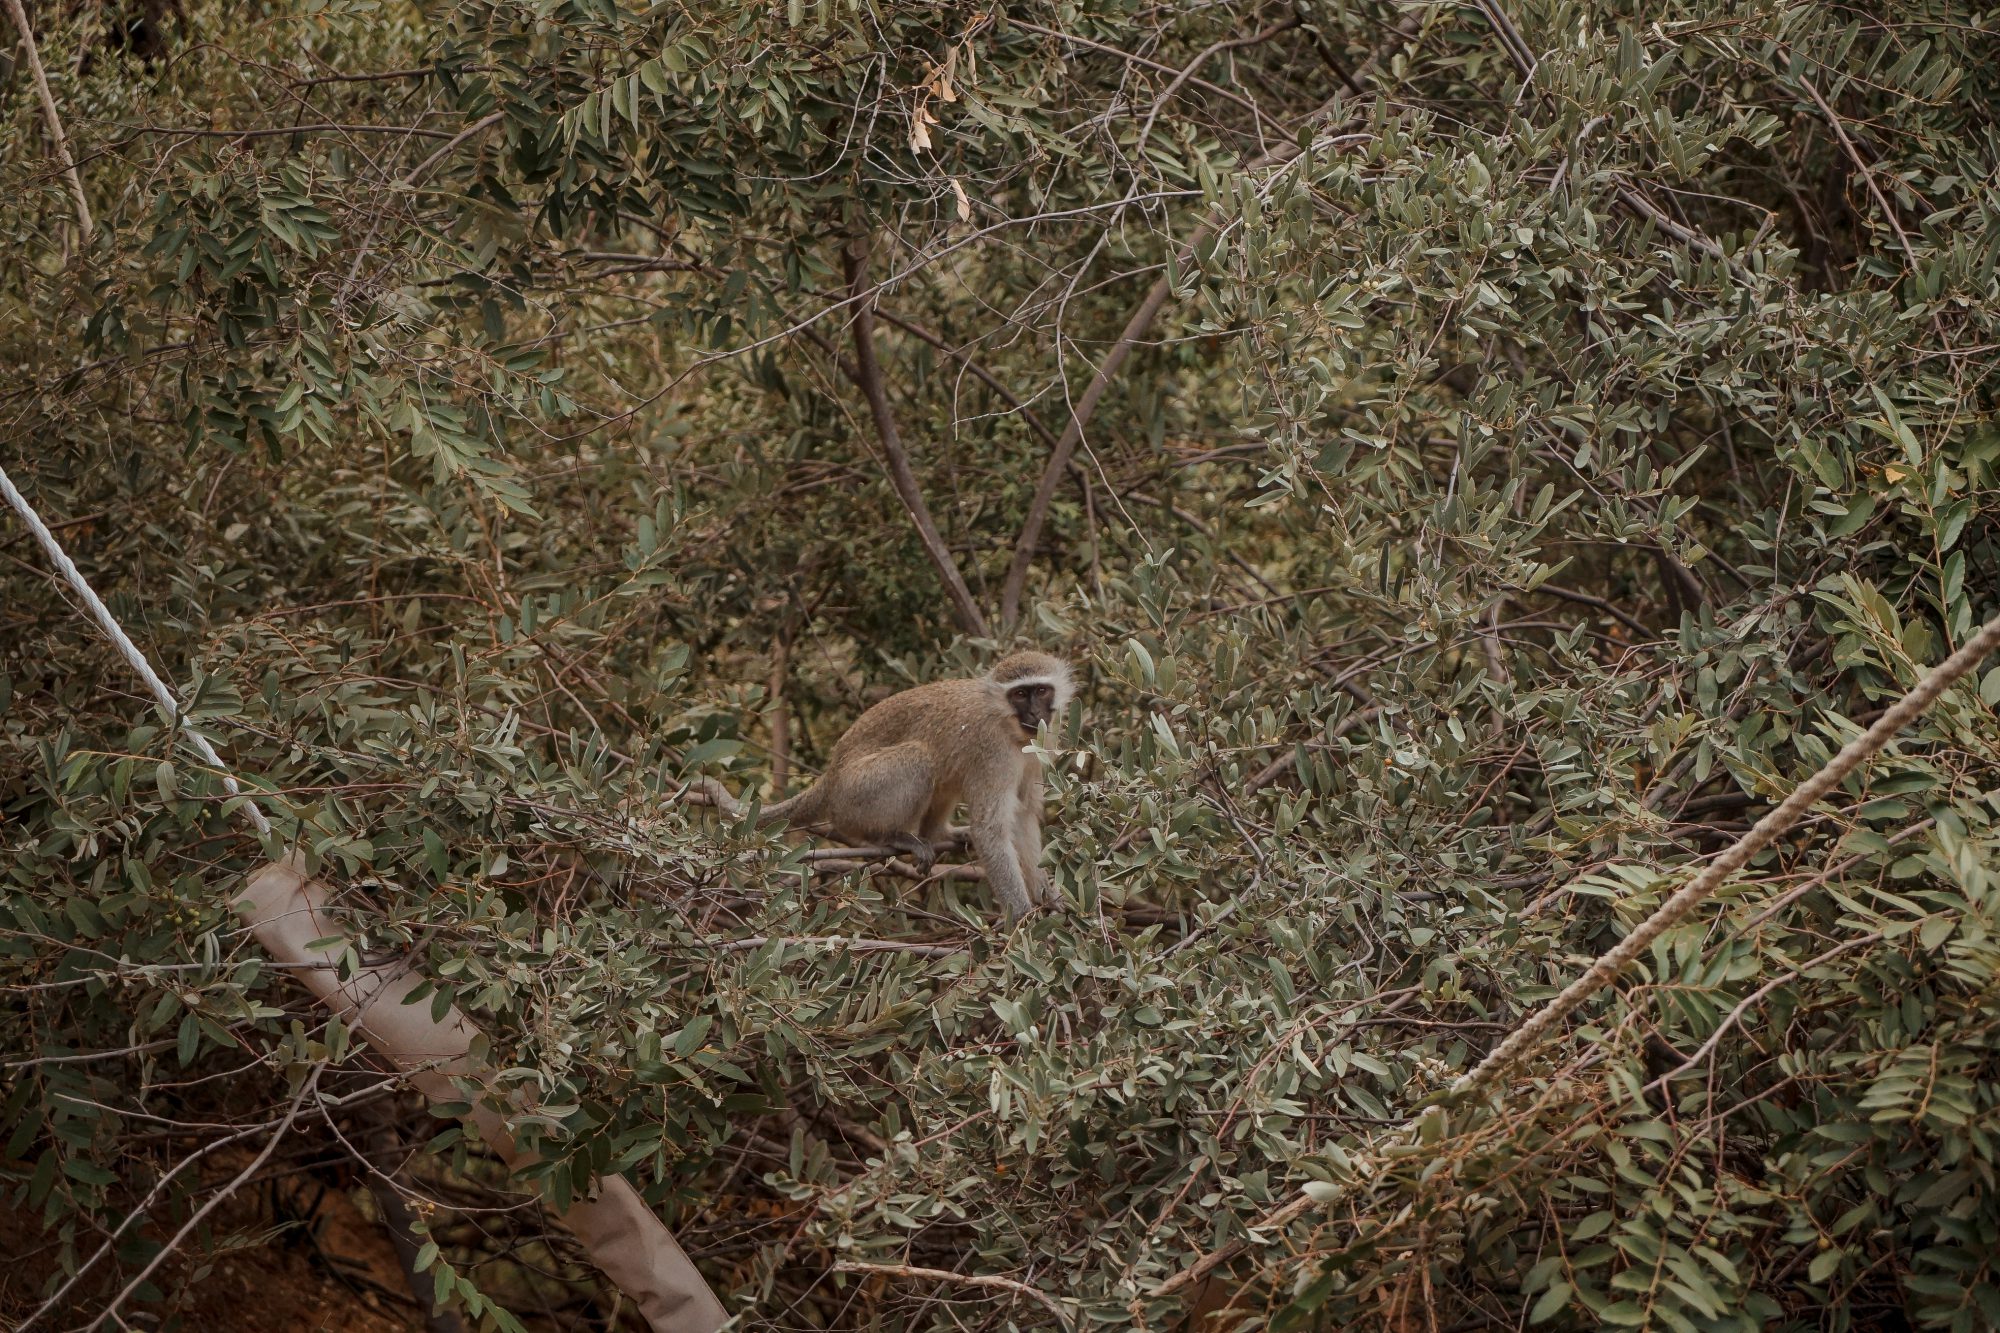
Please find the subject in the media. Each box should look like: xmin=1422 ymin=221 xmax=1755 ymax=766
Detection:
xmin=1807 ymin=1247 xmax=1844 ymax=1284
xmin=1529 ymin=1281 xmax=1571 ymax=1323
xmin=424 ymin=828 xmax=451 ymax=880
xmin=1572 ymin=1211 xmax=1613 ymax=1240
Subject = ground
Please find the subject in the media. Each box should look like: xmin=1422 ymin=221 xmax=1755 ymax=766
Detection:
xmin=0 ymin=1178 xmax=422 ymax=1333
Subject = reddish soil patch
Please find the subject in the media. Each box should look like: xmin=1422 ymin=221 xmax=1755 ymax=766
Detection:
xmin=0 ymin=1181 xmax=422 ymax=1333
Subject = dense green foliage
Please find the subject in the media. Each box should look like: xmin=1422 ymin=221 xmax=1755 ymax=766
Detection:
xmin=4 ymin=0 xmax=2000 ymax=1329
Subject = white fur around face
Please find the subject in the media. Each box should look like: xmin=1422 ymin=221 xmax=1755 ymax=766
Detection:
xmin=987 ymin=653 xmax=1076 ymax=732
xmin=1003 ymin=667 xmax=1073 ymax=713
xmin=1045 ymin=666 xmax=1075 ymax=713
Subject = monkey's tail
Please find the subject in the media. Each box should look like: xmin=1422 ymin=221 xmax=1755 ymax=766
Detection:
xmin=758 ymin=784 xmax=825 ymax=827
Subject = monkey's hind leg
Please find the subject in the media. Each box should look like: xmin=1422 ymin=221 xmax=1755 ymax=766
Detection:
xmin=1012 ymin=805 xmax=1050 ymax=906
xmin=910 ymin=794 xmax=961 ymax=879
xmin=832 ymin=743 xmax=936 ymax=872
xmin=883 ymin=831 xmax=937 ymax=876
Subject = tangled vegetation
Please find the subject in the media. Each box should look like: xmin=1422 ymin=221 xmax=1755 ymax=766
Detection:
xmin=4 ymin=0 xmax=2000 ymax=1328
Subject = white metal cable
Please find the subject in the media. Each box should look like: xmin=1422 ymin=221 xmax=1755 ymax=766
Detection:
xmin=0 ymin=462 xmax=273 ymax=837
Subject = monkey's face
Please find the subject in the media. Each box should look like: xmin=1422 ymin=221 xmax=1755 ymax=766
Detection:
xmin=1006 ymin=682 xmax=1058 ymax=736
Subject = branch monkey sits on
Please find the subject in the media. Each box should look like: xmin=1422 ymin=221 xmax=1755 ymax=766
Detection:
xmin=761 ymin=651 xmax=1073 ymax=922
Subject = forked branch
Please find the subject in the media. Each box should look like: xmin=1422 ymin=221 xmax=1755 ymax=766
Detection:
xmin=998 ymin=6 xmax=1426 ymax=625
xmin=843 ymin=235 xmax=989 ymax=637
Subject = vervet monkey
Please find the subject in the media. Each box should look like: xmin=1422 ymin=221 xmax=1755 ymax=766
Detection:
xmin=761 ymin=651 xmax=1074 ymax=922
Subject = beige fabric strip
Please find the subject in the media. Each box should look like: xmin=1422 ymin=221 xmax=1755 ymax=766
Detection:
xmin=237 ymin=855 xmax=729 ymax=1333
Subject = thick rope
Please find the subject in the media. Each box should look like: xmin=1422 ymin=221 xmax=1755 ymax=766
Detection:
xmin=0 ymin=463 xmax=272 ymax=836
xmin=1145 ymin=611 xmax=2000 ymax=1307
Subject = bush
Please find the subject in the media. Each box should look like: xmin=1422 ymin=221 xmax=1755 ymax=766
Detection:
xmin=4 ymin=0 xmax=1999 ymax=1328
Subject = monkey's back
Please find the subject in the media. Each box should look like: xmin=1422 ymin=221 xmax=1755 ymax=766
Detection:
xmin=829 ymin=678 xmax=1021 ymax=789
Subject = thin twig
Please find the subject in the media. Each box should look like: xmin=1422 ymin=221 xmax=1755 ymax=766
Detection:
xmin=1243 ymin=707 xmax=1384 ymax=794
xmin=870 ymin=308 xmax=1061 ymax=448
xmin=700 ymin=935 xmax=965 ymax=958
xmin=292 ymin=65 xmax=458 ymax=87
xmin=1642 ymin=931 xmax=1882 ymax=1093
xmin=1473 ymin=1 xmax=1744 ymax=279
xmin=1011 ymin=20 xmax=1286 ymax=135
xmin=835 ymin=1260 xmax=1072 ymax=1328
xmin=334 ymin=110 xmax=506 ymax=313
xmin=401 ymin=110 xmax=506 ymax=188
xmin=1132 ymin=16 xmax=1300 ymax=164
xmin=14 ymin=1087 xmax=296 ymax=1329
xmin=83 ymin=1065 xmax=325 ymax=1332
xmin=1787 ymin=63 xmax=1914 ymax=263
xmin=996 ymin=259 xmax=1185 ymax=625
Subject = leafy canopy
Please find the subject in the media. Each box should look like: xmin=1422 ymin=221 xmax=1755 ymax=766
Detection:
xmin=3 ymin=0 xmax=2000 ymax=1329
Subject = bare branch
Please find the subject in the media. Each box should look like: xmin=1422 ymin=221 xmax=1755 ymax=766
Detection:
xmin=1529 ymin=582 xmax=1656 ymax=640
xmin=4 ymin=0 xmax=94 ymax=244
xmin=701 ymin=936 xmax=965 ymax=958
xmin=401 ymin=110 xmax=506 ymax=188
xmin=84 ymin=1065 xmax=325 ymax=1333
xmin=998 ymin=7 xmax=1425 ymax=624
xmin=842 ymin=234 xmax=989 ymax=637
xmin=115 ymin=121 xmax=458 ymax=142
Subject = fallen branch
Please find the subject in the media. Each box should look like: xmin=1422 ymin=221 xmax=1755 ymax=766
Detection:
xmin=1145 ymin=613 xmax=2000 ymax=1307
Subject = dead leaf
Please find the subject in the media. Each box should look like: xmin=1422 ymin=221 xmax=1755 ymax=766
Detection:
xmin=909 ymin=103 xmax=937 ymax=155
